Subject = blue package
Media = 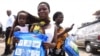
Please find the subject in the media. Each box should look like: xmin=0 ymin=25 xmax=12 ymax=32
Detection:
xmin=13 ymin=32 xmax=48 ymax=56
xmin=64 ymin=37 xmax=79 ymax=56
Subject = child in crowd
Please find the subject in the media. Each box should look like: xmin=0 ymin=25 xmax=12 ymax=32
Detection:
xmin=7 ymin=11 xmax=39 ymax=51
xmin=13 ymin=11 xmax=29 ymax=32
xmin=49 ymin=11 xmax=74 ymax=56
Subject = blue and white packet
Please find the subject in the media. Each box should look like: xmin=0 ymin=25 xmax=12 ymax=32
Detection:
xmin=13 ymin=32 xmax=48 ymax=56
xmin=63 ymin=37 xmax=79 ymax=56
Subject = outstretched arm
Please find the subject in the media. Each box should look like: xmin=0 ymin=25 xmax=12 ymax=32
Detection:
xmin=58 ymin=24 xmax=74 ymax=36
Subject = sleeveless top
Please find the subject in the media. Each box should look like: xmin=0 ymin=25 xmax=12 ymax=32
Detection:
xmin=45 ymin=23 xmax=55 ymax=43
xmin=16 ymin=24 xmax=29 ymax=32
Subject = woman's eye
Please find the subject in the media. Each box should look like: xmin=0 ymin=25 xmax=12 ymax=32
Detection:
xmin=38 ymin=8 xmax=46 ymax=12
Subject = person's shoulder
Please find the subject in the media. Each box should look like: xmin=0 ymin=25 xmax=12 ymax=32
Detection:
xmin=50 ymin=21 xmax=55 ymax=25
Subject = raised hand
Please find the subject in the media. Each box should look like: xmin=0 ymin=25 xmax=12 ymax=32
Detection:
xmin=65 ymin=24 xmax=74 ymax=32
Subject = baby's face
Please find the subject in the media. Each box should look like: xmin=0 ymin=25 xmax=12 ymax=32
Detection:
xmin=18 ymin=13 xmax=28 ymax=26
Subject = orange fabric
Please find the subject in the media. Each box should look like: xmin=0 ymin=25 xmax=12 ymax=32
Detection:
xmin=56 ymin=27 xmax=68 ymax=49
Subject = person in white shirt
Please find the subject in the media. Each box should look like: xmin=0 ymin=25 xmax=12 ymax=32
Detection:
xmin=6 ymin=11 xmax=15 ymax=28
xmin=1 ymin=10 xmax=15 ymax=56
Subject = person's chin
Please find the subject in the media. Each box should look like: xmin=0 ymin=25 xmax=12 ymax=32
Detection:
xmin=40 ymin=17 xmax=46 ymax=19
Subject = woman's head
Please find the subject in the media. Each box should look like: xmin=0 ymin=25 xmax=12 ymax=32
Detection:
xmin=38 ymin=2 xmax=50 ymax=19
xmin=53 ymin=11 xmax=64 ymax=24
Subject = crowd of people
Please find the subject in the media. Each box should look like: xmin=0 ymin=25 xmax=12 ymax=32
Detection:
xmin=0 ymin=1 xmax=100 ymax=56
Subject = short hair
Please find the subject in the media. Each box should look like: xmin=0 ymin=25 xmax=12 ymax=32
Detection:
xmin=38 ymin=2 xmax=50 ymax=12
xmin=7 ymin=10 xmax=11 ymax=12
xmin=53 ymin=11 xmax=63 ymax=21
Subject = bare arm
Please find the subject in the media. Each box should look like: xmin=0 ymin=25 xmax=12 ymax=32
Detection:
xmin=58 ymin=24 xmax=74 ymax=37
xmin=12 ymin=27 xmax=20 ymax=44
